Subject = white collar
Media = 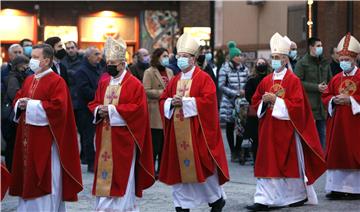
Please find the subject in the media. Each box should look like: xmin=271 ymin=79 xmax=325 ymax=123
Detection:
xmin=110 ymin=70 xmax=127 ymax=85
xmin=343 ymin=66 xmax=358 ymax=76
xmin=35 ymin=68 xmax=53 ymax=79
xmin=180 ymin=66 xmax=195 ymax=80
xmin=273 ymin=68 xmax=287 ymax=80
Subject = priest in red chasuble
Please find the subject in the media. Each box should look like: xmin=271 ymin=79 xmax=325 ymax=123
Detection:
xmin=246 ymin=32 xmax=326 ymax=211
xmin=322 ymin=33 xmax=360 ymax=200
xmin=88 ymin=36 xmax=155 ymax=211
xmin=159 ymin=33 xmax=230 ymax=212
xmin=9 ymin=44 xmax=83 ymax=211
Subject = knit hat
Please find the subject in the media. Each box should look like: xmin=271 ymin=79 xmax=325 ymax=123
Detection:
xmin=227 ymin=41 xmax=241 ymax=60
xmin=45 ymin=36 xmax=61 ymax=48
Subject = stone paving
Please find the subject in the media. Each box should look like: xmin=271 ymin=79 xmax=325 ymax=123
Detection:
xmin=2 ymin=130 xmax=360 ymax=211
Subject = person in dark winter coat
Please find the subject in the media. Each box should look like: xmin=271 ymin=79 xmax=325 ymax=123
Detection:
xmin=2 ymin=55 xmax=30 ymax=170
xmin=75 ymin=47 xmax=103 ymax=172
xmin=244 ymin=58 xmax=271 ymax=164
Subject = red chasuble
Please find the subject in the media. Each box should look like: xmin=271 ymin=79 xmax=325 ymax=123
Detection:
xmin=10 ymin=72 xmax=83 ymax=201
xmin=159 ymin=67 xmax=230 ymax=185
xmin=251 ymin=70 xmax=326 ymax=185
xmin=1 ymin=163 xmax=11 ymax=201
xmin=88 ymin=72 xmax=155 ymax=197
xmin=321 ymin=69 xmax=360 ymax=169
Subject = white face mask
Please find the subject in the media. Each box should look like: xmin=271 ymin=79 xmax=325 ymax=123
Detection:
xmin=29 ymin=58 xmax=41 ymax=73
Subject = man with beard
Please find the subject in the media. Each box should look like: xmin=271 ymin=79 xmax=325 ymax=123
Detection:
xmin=45 ymin=37 xmax=69 ymax=86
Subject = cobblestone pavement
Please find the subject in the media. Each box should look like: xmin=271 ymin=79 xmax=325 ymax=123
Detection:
xmin=2 ymin=130 xmax=360 ymax=211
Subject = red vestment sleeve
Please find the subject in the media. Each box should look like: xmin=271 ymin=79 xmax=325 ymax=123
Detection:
xmin=114 ymin=75 xmax=155 ymax=197
xmin=41 ymin=78 xmax=83 ymax=201
xmin=194 ymin=73 xmax=230 ymax=185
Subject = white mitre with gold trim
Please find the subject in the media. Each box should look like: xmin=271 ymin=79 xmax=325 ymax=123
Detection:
xmin=270 ymin=32 xmax=291 ymax=55
xmin=176 ymin=33 xmax=200 ymax=56
xmin=104 ymin=36 xmax=127 ymax=61
xmin=337 ymin=33 xmax=360 ymax=58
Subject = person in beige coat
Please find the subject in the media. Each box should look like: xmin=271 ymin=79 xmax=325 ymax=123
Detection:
xmin=143 ymin=48 xmax=174 ymax=177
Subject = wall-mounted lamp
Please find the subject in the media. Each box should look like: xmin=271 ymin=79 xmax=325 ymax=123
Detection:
xmin=307 ymin=0 xmax=313 ymax=38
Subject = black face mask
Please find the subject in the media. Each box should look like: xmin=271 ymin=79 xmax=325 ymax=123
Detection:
xmin=107 ymin=65 xmax=119 ymax=77
xmin=55 ymin=48 xmax=66 ymax=59
xmin=256 ymin=64 xmax=267 ymax=75
xmin=197 ymin=55 xmax=205 ymax=66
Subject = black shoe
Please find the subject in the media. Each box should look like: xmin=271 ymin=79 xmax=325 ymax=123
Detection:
xmin=326 ymin=191 xmax=360 ymax=200
xmin=245 ymin=203 xmax=270 ymax=211
xmin=175 ymin=207 xmax=189 ymax=212
xmin=326 ymin=191 xmax=347 ymax=200
xmin=289 ymin=198 xmax=307 ymax=207
xmin=209 ymin=197 xmax=226 ymax=212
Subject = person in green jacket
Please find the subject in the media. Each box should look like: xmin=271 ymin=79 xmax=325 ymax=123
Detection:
xmin=294 ymin=37 xmax=332 ymax=148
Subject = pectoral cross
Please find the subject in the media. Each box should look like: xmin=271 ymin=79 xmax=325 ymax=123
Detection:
xmin=106 ymin=89 xmax=118 ymax=104
xmin=101 ymin=151 xmax=111 ymax=162
xmin=178 ymin=83 xmax=189 ymax=97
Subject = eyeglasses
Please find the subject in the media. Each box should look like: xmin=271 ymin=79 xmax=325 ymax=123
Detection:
xmin=66 ymin=46 xmax=76 ymax=50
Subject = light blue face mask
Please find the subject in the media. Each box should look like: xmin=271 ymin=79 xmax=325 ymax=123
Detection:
xmin=23 ymin=46 xmax=32 ymax=57
xmin=271 ymin=59 xmax=282 ymax=71
xmin=160 ymin=57 xmax=169 ymax=66
xmin=177 ymin=57 xmax=190 ymax=70
xmin=289 ymin=50 xmax=297 ymax=59
xmin=340 ymin=61 xmax=353 ymax=73
xmin=315 ymin=47 xmax=323 ymax=57
xmin=205 ymin=53 xmax=212 ymax=62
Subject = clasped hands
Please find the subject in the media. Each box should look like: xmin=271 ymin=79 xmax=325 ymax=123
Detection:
xmin=171 ymin=94 xmax=183 ymax=107
xmin=333 ymin=94 xmax=350 ymax=105
xmin=262 ymin=92 xmax=277 ymax=106
xmin=18 ymin=97 xmax=30 ymax=110
xmin=98 ymin=105 xmax=109 ymax=118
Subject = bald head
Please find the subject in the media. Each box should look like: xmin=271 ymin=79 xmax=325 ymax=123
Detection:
xmin=290 ymin=42 xmax=297 ymax=50
xmin=137 ymin=48 xmax=150 ymax=63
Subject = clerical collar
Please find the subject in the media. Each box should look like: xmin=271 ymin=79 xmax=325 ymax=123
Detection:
xmin=181 ymin=66 xmax=195 ymax=80
xmin=343 ymin=66 xmax=358 ymax=77
xmin=35 ymin=68 xmax=53 ymax=79
xmin=273 ymin=68 xmax=287 ymax=80
xmin=110 ymin=69 xmax=127 ymax=85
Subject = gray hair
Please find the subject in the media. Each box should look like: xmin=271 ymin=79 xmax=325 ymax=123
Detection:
xmin=8 ymin=44 xmax=22 ymax=54
xmin=84 ymin=46 xmax=98 ymax=58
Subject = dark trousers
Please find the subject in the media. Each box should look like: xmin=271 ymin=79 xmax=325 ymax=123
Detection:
xmin=77 ymin=109 xmax=95 ymax=166
xmin=316 ymin=120 xmax=326 ymax=149
xmin=1 ymin=117 xmax=17 ymax=171
xmin=74 ymin=109 xmax=85 ymax=161
xmin=151 ymin=128 xmax=164 ymax=174
xmin=225 ymin=122 xmax=243 ymax=155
